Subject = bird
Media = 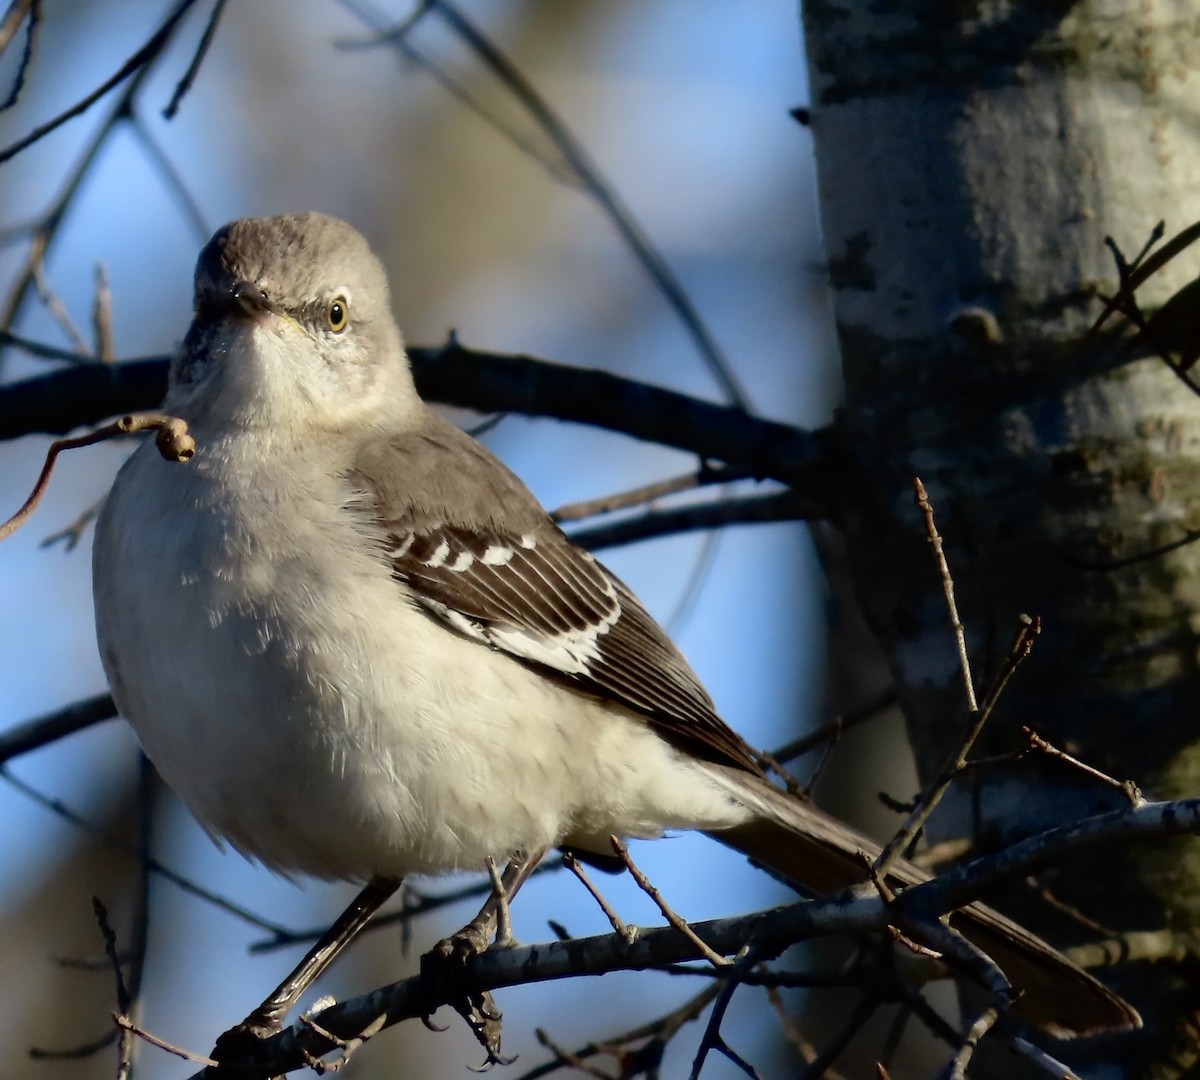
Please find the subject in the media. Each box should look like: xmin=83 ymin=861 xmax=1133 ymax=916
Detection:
xmin=91 ymin=212 xmax=1139 ymax=1052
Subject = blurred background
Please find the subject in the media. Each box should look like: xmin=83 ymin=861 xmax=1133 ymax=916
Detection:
xmin=0 ymin=3 xmax=920 ymax=1076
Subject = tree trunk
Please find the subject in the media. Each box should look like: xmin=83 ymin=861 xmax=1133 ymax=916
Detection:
xmin=803 ymin=3 xmax=1200 ymax=1075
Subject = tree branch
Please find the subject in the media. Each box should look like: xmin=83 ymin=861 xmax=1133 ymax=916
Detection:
xmin=0 ymin=692 xmax=115 ymax=764
xmin=184 ymin=796 xmax=1200 ymax=1079
xmin=0 ymin=343 xmax=820 ymax=485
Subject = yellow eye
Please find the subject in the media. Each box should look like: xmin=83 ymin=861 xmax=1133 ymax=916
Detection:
xmin=327 ymin=296 xmax=349 ymax=332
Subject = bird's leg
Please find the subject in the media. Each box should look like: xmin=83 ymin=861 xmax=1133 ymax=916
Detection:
xmin=211 ymin=875 xmax=400 ymax=1063
xmin=447 ymin=847 xmax=544 ymax=957
xmin=422 ymin=848 xmax=547 ymax=1068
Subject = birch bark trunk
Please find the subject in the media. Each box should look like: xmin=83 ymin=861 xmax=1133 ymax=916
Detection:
xmin=803 ymin=4 xmax=1200 ymax=1074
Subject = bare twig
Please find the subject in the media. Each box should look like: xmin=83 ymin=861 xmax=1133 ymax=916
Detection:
xmin=763 ymin=981 xmax=816 ymax=1063
xmin=91 ymin=262 xmax=115 ymax=363
xmin=1022 ymin=727 xmax=1145 ymax=807
xmin=0 ymin=412 xmax=193 ymax=543
xmin=1066 ymin=523 xmax=1200 ymax=571
xmin=1005 ymin=1035 xmax=1084 ymax=1080
xmin=552 ymin=464 xmax=752 ymax=523
xmin=529 ymin=1030 xmax=616 ymax=1080
xmin=93 ymin=898 xmax=135 ymax=1077
xmin=114 ymin=1014 xmax=218 ymax=1068
xmin=768 ymin=689 xmax=897 ymax=766
xmin=568 ymin=490 xmax=814 ymax=553
xmin=40 ymin=494 xmax=105 ymax=551
xmin=525 ymin=982 xmax=723 ymax=1080
xmin=561 ymin=853 xmax=636 ymax=945
xmin=340 ymin=0 xmax=750 ymax=410
xmin=610 ymin=836 xmax=730 ymax=969
xmin=126 ymin=114 xmax=210 ymax=240
xmin=0 ymin=326 xmax=99 ymax=361
xmin=914 ymin=478 xmax=977 ymax=712
xmin=0 ymin=0 xmax=198 ymax=358
xmin=0 ymin=0 xmax=201 ymax=164
xmin=940 ymin=1006 xmax=999 ymax=1080
xmin=687 ymin=953 xmax=757 ymax=1080
xmin=1087 ymin=218 xmax=1196 ymax=341
xmin=0 ymin=0 xmax=38 ymax=110
xmin=797 ymin=995 xmax=878 ymax=1080
xmin=0 ymin=765 xmax=289 ymax=935
xmin=31 ymin=241 xmax=89 ymax=353
xmin=875 ymin=614 xmax=1040 ymax=879
xmin=161 ymin=0 xmax=229 ymax=118
xmin=338 ymin=7 xmax=579 ymax=188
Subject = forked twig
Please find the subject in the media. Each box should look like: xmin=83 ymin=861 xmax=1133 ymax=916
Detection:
xmin=561 ymin=853 xmax=636 ymax=945
xmin=874 ymin=492 xmax=1042 ymax=878
xmin=610 ymin=836 xmax=731 ymax=969
xmin=298 ymin=1011 xmax=387 ymax=1075
xmin=0 ymin=0 xmax=201 ymax=165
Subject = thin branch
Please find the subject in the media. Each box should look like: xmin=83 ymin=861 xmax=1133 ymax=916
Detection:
xmin=551 ymin=464 xmax=753 ymax=524
xmin=0 ymin=693 xmax=116 ymax=764
xmin=343 ymin=0 xmax=750 ymax=409
xmin=1086 ymin=218 xmax=1198 ymax=341
xmin=1005 ymin=1036 xmax=1084 ymax=1080
xmin=914 ymin=477 xmax=977 ymax=712
xmin=39 ymin=493 xmax=105 ymax=551
xmin=874 ymin=614 xmax=1040 ymax=879
xmin=561 ymin=853 xmax=635 ymax=945
xmin=336 ymin=2 xmax=578 ymax=187
xmin=521 ymin=983 xmax=723 ymax=1080
xmin=0 ymin=765 xmax=291 ymax=936
xmin=1021 ymin=726 xmax=1144 ymax=806
xmin=0 ymin=326 xmax=96 ymax=361
xmin=939 ymin=1007 xmax=999 ymax=1080
xmin=114 ymin=1014 xmax=218 ymax=1068
xmin=797 ymin=995 xmax=878 ymax=1080
xmin=31 ymin=241 xmax=89 ymax=354
xmin=0 ymin=0 xmax=201 ymax=164
xmin=0 ymin=0 xmax=196 ymax=354
xmin=0 ymin=0 xmax=38 ymax=111
xmin=687 ymin=955 xmax=756 ymax=1080
xmin=769 ymin=689 xmax=898 ymax=766
xmin=161 ymin=0 xmax=229 ymax=118
xmin=126 ymin=113 xmax=210 ymax=240
xmin=611 ymin=836 xmax=730 ymax=969
xmin=568 ymin=490 xmax=815 ymax=552
xmin=91 ymin=262 xmax=115 ymax=363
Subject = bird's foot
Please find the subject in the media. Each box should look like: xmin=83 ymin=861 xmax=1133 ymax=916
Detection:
xmin=421 ymin=928 xmax=514 ymax=1070
xmin=420 ymin=860 xmax=522 ymax=1070
xmin=208 ymin=1006 xmax=286 ymax=1072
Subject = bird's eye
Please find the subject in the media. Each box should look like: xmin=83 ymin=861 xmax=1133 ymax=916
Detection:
xmin=327 ymin=296 xmax=349 ymax=333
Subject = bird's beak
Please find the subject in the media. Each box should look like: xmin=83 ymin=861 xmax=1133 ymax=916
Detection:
xmin=231 ymin=281 xmax=276 ymax=320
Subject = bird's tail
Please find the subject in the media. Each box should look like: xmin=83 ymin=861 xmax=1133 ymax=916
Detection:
xmin=703 ymin=769 xmax=1140 ymax=1037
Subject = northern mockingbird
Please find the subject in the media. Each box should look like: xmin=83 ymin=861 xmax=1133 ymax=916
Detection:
xmin=92 ymin=213 xmax=1138 ymax=1050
